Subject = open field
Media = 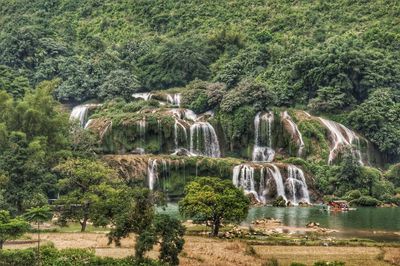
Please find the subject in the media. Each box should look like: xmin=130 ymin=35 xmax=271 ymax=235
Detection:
xmin=4 ymin=233 xmax=399 ymax=266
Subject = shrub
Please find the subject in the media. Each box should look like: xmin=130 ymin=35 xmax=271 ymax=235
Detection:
xmin=272 ymin=196 xmax=287 ymax=207
xmin=344 ymin=190 xmax=361 ymax=200
xmin=313 ymin=261 xmax=345 ymax=266
xmin=350 ymin=196 xmax=380 ymax=207
xmin=263 ymin=257 xmax=279 ymax=266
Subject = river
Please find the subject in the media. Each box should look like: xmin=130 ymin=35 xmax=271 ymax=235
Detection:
xmin=158 ymin=204 xmax=400 ymax=242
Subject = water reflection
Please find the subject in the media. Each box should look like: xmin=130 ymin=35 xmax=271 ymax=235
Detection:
xmin=158 ymin=204 xmax=400 ymax=232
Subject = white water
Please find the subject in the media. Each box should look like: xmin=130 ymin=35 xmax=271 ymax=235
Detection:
xmin=138 ymin=117 xmax=146 ymax=149
xmin=167 ymin=93 xmax=181 ymax=107
xmin=147 ymin=159 xmax=158 ymax=190
xmin=70 ymin=104 xmax=100 ymax=127
xmin=232 ymin=165 xmax=260 ymax=202
xmin=174 ymin=119 xmax=188 ymax=149
xmin=286 ymin=165 xmax=310 ymax=205
xmin=268 ymin=164 xmax=287 ymax=202
xmin=233 ymin=163 xmax=302 ymax=204
xmin=132 ymin=92 xmax=153 ymax=101
xmin=190 ymin=122 xmax=221 ymax=157
xmin=252 ymin=112 xmax=275 ymax=162
xmin=282 ymin=111 xmax=305 ymax=156
xmin=319 ymin=117 xmax=363 ymax=165
xmin=184 ymin=109 xmax=197 ymax=121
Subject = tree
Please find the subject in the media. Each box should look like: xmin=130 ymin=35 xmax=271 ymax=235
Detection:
xmin=0 ymin=210 xmax=29 ymax=249
xmin=54 ymin=158 xmax=117 ymax=232
xmin=154 ymin=214 xmax=185 ymax=266
xmin=23 ymin=206 xmax=53 ymax=264
xmin=107 ymin=187 xmax=162 ymax=259
xmin=138 ymin=39 xmax=215 ymax=89
xmin=348 ymin=88 xmax=400 ymax=157
xmin=98 ymin=69 xmax=141 ymax=101
xmin=179 ymin=177 xmax=250 ymax=236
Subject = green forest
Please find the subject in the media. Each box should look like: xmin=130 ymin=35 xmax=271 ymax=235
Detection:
xmin=0 ymin=0 xmax=400 ymax=265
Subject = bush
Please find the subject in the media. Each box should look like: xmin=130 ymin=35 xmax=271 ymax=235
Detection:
xmin=272 ymin=196 xmax=287 ymax=207
xmin=350 ymin=196 xmax=380 ymax=207
xmin=0 ymin=246 xmax=163 ymax=266
xmin=263 ymin=257 xmax=279 ymax=266
xmin=313 ymin=261 xmax=345 ymax=266
xmin=343 ymin=190 xmax=361 ymax=200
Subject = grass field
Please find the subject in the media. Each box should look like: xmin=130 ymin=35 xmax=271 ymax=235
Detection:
xmin=4 ymin=232 xmax=399 ymax=266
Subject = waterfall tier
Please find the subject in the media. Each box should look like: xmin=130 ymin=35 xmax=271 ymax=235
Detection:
xmin=318 ymin=117 xmax=364 ymax=165
xmin=70 ymin=104 xmax=101 ymax=127
xmin=281 ymin=111 xmax=305 ymax=156
xmin=190 ymin=122 xmax=221 ymax=158
xmin=232 ymin=163 xmax=310 ymax=205
xmin=252 ymin=112 xmax=275 ymax=162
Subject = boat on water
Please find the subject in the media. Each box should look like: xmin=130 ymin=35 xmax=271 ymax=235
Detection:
xmin=322 ymin=200 xmax=356 ymax=212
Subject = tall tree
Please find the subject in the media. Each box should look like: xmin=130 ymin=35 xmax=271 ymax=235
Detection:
xmin=54 ymin=158 xmax=117 ymax=232
xmin=154 ymin=214 xmax=185 ymax=266
xmin=179 ymin=177 xmax=250 ymax=236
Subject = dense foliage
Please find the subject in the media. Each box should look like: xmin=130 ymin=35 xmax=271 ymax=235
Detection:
xmin=1 ymin=0 xmax=399 ymax=157
xmin=179 ymin=177 xmax=250 ymax=236
xmin=0 ymin=245 xmax=163 ymax=266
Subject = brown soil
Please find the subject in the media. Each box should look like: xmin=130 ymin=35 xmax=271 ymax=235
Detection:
xmin=4 ymin=233 xmax=399 ymax=266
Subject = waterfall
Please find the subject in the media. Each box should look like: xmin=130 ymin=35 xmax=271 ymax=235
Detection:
xmin=232 ymin=165 xmax=260 ymax=202
xmin=259 ymin=168 xmax=267 ymax=204
xmin=190 ymin=122 xmax=221 ymax=157
xmin=138 ymin=117 xmax=146 ymax=149
xmin=167 ymin=93 xmax=181 ymax=107
xmin=174 ymin=119 xmax=188 ymax=149
xmin=232 ymin=163 xmax=310 ymax=205
xmin=285 ymin=165 xmax=310 ymax=205
xmin=184 ymin=109 xmax=197 ymax=121
xmin=147 ymin=159 xmax=158 ymax=190
xmin=132 ymin=92 xmax=153 ymax=101
xmin=70 ymin=104 xmax=100 ymax=127
xmin=319 ymin=117 xmax=363 ymax=165
xmin=252 ymin=112 xmax=275 ymax=162
xmin=282 ymin=111 xmax=305 ymax=156
xmin=267 ymin=164 xmax=287 ymax=202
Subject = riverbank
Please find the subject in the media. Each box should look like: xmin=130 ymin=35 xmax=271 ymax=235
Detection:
xmin=4 ymin=233 xmax=399 ymax=266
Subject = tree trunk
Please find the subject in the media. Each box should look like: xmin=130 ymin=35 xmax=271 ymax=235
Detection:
xmin=37 ymin=223 xmax=41 ymax=266
xmin=212 ymin=218 xmax=220 ymax=237
xmin=0 ymin=239 xmax=3 ymax=249
xmin=80 ymin=217 xmax=88 ymax=232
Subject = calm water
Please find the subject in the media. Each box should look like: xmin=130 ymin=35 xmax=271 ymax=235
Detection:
xmin=158 ymin=204 xmax=400 ymax=241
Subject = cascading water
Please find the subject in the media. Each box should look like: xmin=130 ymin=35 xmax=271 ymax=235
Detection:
xmin=147 ymin=159 xmax=158 ymax=190
xmin=167 ymin=93 xmax=181 ymax=107
xmin=174 ymin=119 xmax=188 ymax=149
xmin=319 ymin=117 xmax=364 ymax=165
xmin=232 ymin=164 xmax=260 ymax=202
xmin=285 ymin=165 xmax=310 ymax=205
xmin=281 ymin=111 xmax=305 ymax=156
xmin=190 ymin=122 xmax=221 ymax=157
xmin=138 ymin=118 xmax=146 ymax=149
xmin=132 ymin=92 xmax=153 ymax=101
xmin=147 ymin=159 xmax=170 ymax=191
xmin=252 ymin=112 xmax=275 ymax=162
xmin=70 ymin=104 xmax=100 ymax=127
xmin=184 ymin=109 xmax=197 ymax=121
xmin=267 ymin=164 xmax=287 ymax=202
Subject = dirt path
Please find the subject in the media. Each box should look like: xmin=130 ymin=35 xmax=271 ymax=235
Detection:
xmin=5 ymin=233 xmax=399 ymax=266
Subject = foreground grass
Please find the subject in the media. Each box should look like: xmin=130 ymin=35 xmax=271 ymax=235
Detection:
xmin=4 ymin=230 xmax=400 ymax=266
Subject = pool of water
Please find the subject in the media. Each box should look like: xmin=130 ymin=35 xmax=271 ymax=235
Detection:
xmin=158 ymin=204 xmax=400 ymax=241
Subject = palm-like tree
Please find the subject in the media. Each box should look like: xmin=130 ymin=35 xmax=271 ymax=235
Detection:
xmin=23 ymin=206 xmax=53 ymax=265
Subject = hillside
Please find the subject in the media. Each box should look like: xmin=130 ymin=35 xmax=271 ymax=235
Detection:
xmin=1 ymin=0 xmax=400 ymax=160
xmin=0 ymin=0 xmax=399 ymax=211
